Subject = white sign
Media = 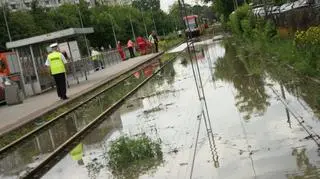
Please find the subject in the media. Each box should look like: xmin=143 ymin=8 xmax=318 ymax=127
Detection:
xmin=58 ymin=41 xmax=81 ymax=62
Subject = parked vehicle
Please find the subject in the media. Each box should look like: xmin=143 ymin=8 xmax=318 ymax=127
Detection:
xmin=183 ymin=15 xmax=203 ymax=38
xmin=0 ymin=77 xmax=5 ymax=103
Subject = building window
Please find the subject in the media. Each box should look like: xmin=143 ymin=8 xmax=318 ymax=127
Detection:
xmin=10 ymin=4 xmax=17 ymax=10
xmin=25 ymin=2 xmax=31 ymax=8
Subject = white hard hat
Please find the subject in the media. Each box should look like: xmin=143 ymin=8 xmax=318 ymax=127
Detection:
xmin=50 ymin=43 xmax=58 ymax=48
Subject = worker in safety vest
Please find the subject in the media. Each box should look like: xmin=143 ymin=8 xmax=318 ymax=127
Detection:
xmin=90 ymin=47 xmax=103 ymax=71
xmin=148 ymin=31 xmax=159 ymax=53
xmin=45 ymin=43 xmax=68 ymax=100
xmin=70 ymin=143 xmax=84 ymax=165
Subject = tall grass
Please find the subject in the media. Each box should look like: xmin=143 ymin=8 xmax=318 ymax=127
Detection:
xmin=227 ymin=4 xmax=320 ymax=78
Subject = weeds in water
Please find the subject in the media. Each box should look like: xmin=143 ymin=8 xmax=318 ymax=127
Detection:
xmin=107 ymin=135 xmax=163 ymax=178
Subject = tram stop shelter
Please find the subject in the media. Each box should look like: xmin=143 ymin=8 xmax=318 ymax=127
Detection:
xmin=6 ymin=28 xmax=94 ymax=97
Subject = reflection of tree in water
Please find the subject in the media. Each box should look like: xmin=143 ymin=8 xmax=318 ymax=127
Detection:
xmin=287 ymin=148 xmax=320 ymax=179
xmin=159 ymin=59 xmax=176 ymax=85
xmin=214 ymin=41 xmax=270 ymax=120
xmin=265 ymin=61 xmax=320 ymax=117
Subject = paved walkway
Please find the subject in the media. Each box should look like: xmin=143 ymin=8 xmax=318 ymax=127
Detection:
xmin=0 ymin=53 xmax=162 ymax=135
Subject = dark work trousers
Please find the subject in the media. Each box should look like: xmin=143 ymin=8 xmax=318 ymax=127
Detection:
xmin=154 ymin=42 xmax=159 ymax=53
xmin=53 ymin=73 xmax=67 ymax=99
xmin=93 ymin=60 xmax=100 ymax=71
xmin=128 ymin=47 xmax=135 ymax=58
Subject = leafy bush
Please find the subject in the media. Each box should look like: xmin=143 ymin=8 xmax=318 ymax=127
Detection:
xmin=295 ymin=26 xmax=320 ymax=48
xmin=229 ymin=4 xmax=252 ymax=36
xmin=294 ymin=26 xmax=320 ymax=72
xmin=107 ymin=135 xmax=163 ymax=178
xmin=229 ymin=4 xmax=276 ymax=40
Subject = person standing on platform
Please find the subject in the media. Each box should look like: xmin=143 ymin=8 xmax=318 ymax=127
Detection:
xmin=45 ymin=43 xmax=68 ymax=100
xmin=149 ymin=31 xmax=159 ymax=53
xmin=117 ymin=41 xmax=126 ymax=61
xmin=136 ymin=36 xmax=147 ymax=55
xmin=91 ymin=47 xmax=103 ymax=71
xmin=127 ymin=39 xmax=135 ymax=58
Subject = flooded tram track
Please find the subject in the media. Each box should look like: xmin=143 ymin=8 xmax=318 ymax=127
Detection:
xmin=3 ymin=38 xmax=320 ymax=178
xmin=0 ymin=54 xmax=166 ymax=157
xmin=17 ymin=54 xmax=180 ymax=179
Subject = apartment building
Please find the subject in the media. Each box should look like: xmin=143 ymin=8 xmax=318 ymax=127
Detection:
xmin=0 ymin=0 xmax=130 ymax=11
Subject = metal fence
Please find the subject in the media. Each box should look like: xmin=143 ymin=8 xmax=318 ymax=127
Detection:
xmin=58 ymin=48 xmax=127 ymax=87
xmin=15 ymin=45 xmax=136 ymax=96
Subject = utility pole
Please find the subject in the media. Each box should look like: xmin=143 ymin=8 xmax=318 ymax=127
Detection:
xmin=141 ymin=10 xmax=148 ymax=37
xmin=150 ymin=7 xmax=158 ymax=33
xmin=232 ymin=0 xmax=238 ymax=10
xmin=2 ymin=2 xmax=12 ymax=42
xmin=129 ymin=14 xmax=136 ymax=41
xmin=108 ymin=14 xmax=118 ymax=47
xmin=76 ymin=2 xmax=90 ymax=56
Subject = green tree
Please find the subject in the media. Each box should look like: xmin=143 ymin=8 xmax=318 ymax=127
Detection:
xmin=214 ymin=0 xmax=235 ymax=19
xmin=132 ymin=0 xmax=160 ymax=11
xmin=30 ymin=0 xmax=55 ymax=33
xmin=8 ymin=11 xmax=39 ymax=40
xmin=47 ymin=4 xmax=80 ymax=30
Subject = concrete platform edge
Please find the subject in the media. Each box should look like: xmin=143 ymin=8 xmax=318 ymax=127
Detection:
xmin=0 ymin=52 xmax=163 ymax=136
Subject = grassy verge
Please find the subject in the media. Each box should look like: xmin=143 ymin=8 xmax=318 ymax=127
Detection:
xmin=231 ymin=35 xmax=320 ymax=78
xmin=223 ymin=4 xmax=320 ymax=79
xmin=159 ymin=37 xmax=184 ymax=52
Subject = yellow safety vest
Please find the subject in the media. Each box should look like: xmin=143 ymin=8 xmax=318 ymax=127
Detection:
xmin=92 ymin=55 xmax=98 ymax=61
xmin=48 ymin=51 xmax=66 ymax=75
xmin=70 ymin=143 xmax=83 ymax=161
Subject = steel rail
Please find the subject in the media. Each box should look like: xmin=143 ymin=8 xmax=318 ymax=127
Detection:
xmin=22 ymin=53 xmax=179 ymax=179
xmin=0 ymin=53 xmax=164 ymax=156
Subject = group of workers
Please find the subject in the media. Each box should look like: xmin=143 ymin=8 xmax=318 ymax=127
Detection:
xmin=45 ymin=31 xmax=159 ymax=101
xmin=117 ymin=31 xmax=159 ymax=61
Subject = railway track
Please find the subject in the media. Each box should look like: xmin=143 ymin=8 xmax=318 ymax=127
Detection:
xmin=21 ymin=54 xmax=178 ymax=179
xmin=0 ymin=54 xmax=164 ymax=157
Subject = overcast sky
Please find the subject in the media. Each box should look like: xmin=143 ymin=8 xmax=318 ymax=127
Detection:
xmin=160 ymin=0 xmax=208 ymax=12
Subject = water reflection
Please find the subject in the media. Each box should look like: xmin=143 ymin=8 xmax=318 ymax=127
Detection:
xmin=43 ymin=57 xmax=178 ymax=179
xmin=265 ymin=58 xmax=320 ymax=117
xmin=214 ymin=41 xmax=270 ymax=120
xmin=287 ymin=148 xmax=320 ymax=179
xmin=0 ymin=59 xmax=163 ymax=179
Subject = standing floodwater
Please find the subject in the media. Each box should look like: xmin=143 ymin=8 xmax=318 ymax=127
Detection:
xmin=3 ymin=39 xmax=320 ymax=179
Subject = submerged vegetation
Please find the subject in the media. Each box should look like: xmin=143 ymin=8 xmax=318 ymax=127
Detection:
xmin=107 ymin=135 xmax=163 ymax=178
xmin=223 ymin=4 xmax=320 ymax=78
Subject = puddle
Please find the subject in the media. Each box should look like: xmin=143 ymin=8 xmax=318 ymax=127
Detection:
xmin=2 ymin=39 xmax=320 ymax=179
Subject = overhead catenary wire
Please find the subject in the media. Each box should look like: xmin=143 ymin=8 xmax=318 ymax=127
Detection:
xmin=177 ymin=0 xmax=218 ymax=178
xmin=268 ymin=85 xmax=320 ymax=147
